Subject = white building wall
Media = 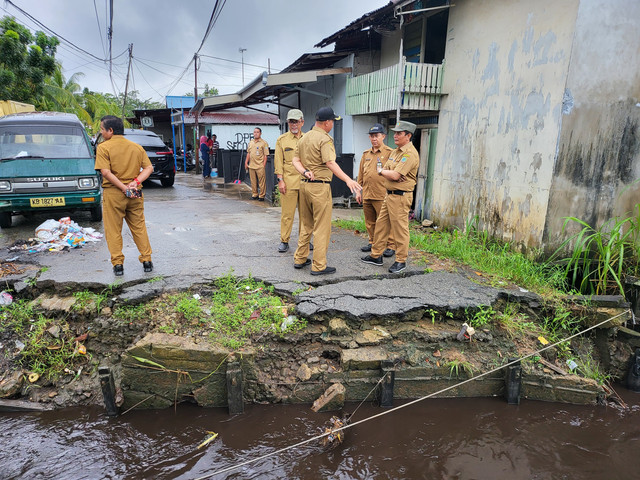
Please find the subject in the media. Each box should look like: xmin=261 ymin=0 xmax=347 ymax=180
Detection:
xmin=432 ymin=0 xmax=579 ymax=247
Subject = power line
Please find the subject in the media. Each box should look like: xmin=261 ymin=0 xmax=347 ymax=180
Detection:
xmin=92 ymin=0 xmax=106 ymax=57
xmin=4 ymin=0 xmax=106 ymax=61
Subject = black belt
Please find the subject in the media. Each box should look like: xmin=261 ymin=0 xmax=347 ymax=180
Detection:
xmin=387 ymin=190 xmax=407 ymax=195
xmin=302 ymin=179 xmax=331 ymax=184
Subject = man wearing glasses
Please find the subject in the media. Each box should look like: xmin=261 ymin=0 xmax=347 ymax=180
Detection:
xmin=274 ymin=109 xmax=305 ymax=253
xmin=361 ymin=120 xmax=419 ymax=274
xmin=292 ymin=107 xmax=362 ymax=275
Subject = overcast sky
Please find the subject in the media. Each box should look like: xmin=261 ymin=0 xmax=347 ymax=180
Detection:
xmin=1 ymin=0 xmax=389 ymax=103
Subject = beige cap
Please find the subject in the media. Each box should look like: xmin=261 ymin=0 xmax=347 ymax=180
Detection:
xmin=287 ymin=109 xmax=304 ymax=121
xmin=390 ymin=120 xmax=417 ymax=134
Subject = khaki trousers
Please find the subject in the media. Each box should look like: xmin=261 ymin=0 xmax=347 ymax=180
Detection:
xmin=363 ymin=198 xmax=395 ymax=249
xmin=103 ymin=188 xmax=152 ymax=266
xmin=371 ymin=192 xmax=413 ymax=263
xmin=249 ymin=167 xmax=266 ymax=199
xmin=294 ymin=182 xmax=331 ymax=271
xmin=280 ymin=188 xmax=300 ymax=243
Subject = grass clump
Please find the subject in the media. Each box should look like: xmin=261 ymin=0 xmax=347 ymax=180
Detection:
xmin=1 ymin=300 xmax=90 ymax=380
xmin=206 ymin=273 xmax=306 ymax=348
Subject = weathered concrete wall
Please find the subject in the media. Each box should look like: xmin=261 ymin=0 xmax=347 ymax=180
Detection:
xmin=432 ymin=0 xmax=579 ymax=247
xmin=544 ymin=0 xmax=640 ymax=248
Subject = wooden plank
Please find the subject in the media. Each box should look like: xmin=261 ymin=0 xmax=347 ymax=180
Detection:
xmin=538 ymin=357 xmax=569 ymax=375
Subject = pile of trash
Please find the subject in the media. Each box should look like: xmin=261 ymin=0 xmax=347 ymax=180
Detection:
xmin=8 ymin=217 xmax=103 ymax=253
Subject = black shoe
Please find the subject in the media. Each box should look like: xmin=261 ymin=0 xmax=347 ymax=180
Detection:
xmin=361 ymin=243 xmax=372 ymax=252
xmin=383 ymin=248 xmax=395 ymax=258
xmin=311 ymin=266 xmax=336 ymax=275
xmin=294 ymin=258 xmax=311 ymax=269
xmin=388 ymin=261 xmax=406 ymax=273
xmin=113 ymin=264 xmax=124 ymax=276
xmin=361 ymin=255 xmax=383 ymax=266
xmin=278 ymin=242 xmax=289 ymax=253
xmin=309 ymin=243 xmax=314 ymax=251
xmin=251 ymin=196 xmax=258 ymax=200
xmin=143 ymin=261 xmax=153 ymax=272
xmin=258 ymin=197 xmax=265 ymax=201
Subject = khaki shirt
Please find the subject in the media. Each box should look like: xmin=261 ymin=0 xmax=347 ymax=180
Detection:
xmin=294 ymin=126 xmax=336 ymax=182
xmin=95 ymin=135 xmax=152 ymax=189
xmin=357 ymin=144 xmax=393 ymax=200
xmin=247 ymin=138 xmax=269 ymax=169
xmin=384 ymin=141 xmax=419 ymax=192
xmin=274 ymin=131 xmax=304 ymax=190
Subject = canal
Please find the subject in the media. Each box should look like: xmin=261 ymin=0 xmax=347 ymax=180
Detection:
xmin=2 ymin=389 xmax=639 ymax=479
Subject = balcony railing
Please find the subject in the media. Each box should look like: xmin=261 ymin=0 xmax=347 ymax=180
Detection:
xmin=345 ymin=62 xmax=444 ymax=115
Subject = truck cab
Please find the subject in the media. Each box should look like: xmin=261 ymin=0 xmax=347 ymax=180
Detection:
xmin=0 ymin=112 xmax=102 ymax=228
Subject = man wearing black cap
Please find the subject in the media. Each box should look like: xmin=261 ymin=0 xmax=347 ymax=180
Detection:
xmin=291 ymin=107 xmax=362 ymax=275
xmin=356 ymin=123 xmax=396 ymax=257
xmin=361 ymin=120 xmax=419 ymax=274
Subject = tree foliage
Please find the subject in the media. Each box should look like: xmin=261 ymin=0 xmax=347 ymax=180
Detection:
xmin=184 ymin=83 xmax=219 ymax=97
xmin=0 ymin=16 xmax=59 ymax=103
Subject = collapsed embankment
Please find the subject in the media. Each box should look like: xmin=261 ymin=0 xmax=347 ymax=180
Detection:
xmin=2 ymin=270 xmax=639 ymax=414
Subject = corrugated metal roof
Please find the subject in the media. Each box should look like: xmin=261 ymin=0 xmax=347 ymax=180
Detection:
xmin=180 ymin=112 xmax=279 ymax=125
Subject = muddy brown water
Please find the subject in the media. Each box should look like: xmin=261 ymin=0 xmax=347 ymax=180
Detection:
xmin=2 ymin=390 xmax=640 ymax=480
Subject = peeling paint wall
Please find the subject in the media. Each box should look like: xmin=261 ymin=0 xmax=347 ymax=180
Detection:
xmin=432 ymin=0 xmax=579 ymax=248
xmin=544 ymin=0 xmax=640 ymax=249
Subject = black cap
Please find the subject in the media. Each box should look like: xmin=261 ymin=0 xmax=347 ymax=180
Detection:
xmin=368 ymin=123 xmax=385 ymax=134
xmin=316 ymin=107 xmax=341 ymax=122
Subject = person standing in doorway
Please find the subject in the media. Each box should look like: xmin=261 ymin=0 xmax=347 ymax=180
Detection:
xmin=292 ymin=107 xmax=362 ymax=275
xmin=200 ymin=134 xmax=211 ymax=178
xmin=274 ymin=109 xmax=305 ymax=253
xmin=245 ymin=127 xmax=269 ymax=200
xmin=356 ymin=123 xmax=396 ymax=258
xmin=361 ymin=120 xmax=419 ymax=274
xmin=95 ymin=115 xmax=154 ymax=276
xmin=210 ymin=134 xmax=220 ymax=177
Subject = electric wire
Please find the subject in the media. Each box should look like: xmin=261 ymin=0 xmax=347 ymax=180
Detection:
xmin=194 ymin=309 xmax=630 ymax=480
xmin=92 ymin=0 xmax=106 ymax=57
xmin=4 ymin=0 xmax=105 ymax=61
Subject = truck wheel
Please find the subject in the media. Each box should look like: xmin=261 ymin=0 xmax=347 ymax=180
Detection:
xmin=161 ymin=175 xmax=175 ymax=187
xmin=90 ymin=206 xmax=102 ymax=222
xmin=0 ymin=212 xmax=12 ymax=228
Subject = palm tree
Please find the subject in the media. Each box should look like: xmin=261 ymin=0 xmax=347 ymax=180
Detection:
xmin=41 ymin=65 xmax=91 ymax=125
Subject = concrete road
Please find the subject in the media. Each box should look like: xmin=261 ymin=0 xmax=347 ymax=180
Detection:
xmin=0 ymin=172 xmax=425 ymax=290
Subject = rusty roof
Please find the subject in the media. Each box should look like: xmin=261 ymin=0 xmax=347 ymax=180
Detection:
xmin=180 ymin=111 xmax=279 ymax=125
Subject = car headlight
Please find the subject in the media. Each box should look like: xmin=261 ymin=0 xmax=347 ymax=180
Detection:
xmin=0 ymin=181 xmax=11 ymax=191
xmin=78 ymin=177 xmax=96 ymax=188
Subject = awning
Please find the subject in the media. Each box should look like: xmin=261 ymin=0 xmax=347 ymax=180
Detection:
xmin=192 ymin=64 xmax=351 ymax=114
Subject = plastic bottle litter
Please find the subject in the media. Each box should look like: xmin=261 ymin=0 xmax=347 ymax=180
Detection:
xmin=566 ymin=359 xmax=578 ymax=371
xmin=0 ymin=291 xmax=13 ymax=306
xmin=281 ymin=315 xmax=297 ymax=331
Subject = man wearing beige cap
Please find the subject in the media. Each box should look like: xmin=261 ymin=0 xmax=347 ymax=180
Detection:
xmin=361 ymin=120 xmax=419 ymax=273
xmin=292 ymin=107 xmax=362 ymax=275
xmin=274 ymin=109 xmax=305 ymax=253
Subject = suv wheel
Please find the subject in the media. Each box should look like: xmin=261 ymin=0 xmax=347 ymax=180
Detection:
xmin=0 ymin=212 xmax=12 ymax=228
xmin=90 ymin=206 xmax=102 ymax=222
xmin=161 ymin=175 xmax=175 ymax=187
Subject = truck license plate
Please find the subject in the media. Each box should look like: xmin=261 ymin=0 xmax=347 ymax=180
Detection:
xmin=30 ymin=197 xmax=65 ymax=207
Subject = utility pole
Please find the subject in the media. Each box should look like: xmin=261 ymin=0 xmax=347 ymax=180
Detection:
xmin=194 ymin=53 xmax=200 ymax=175
xmin=121 ymin=43 xmax=133 ymax=121
xmin=239 ymin=48 xmax=247 ymax=85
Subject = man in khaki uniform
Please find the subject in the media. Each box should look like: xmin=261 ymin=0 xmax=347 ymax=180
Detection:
xmin=244 ymin=127 xmax=269 ymax=200
xmin=361 ymin=120 xmax=419 ymax=274
xmin=95 ymin=115 xmax=154 ymax=276
xmin=356 ymin=123 xmax=396 ymax=257
xmin=292 ymin=107 xmax=362 ymax=275
xmin=274 ymin=109 xmax=304 ymax=253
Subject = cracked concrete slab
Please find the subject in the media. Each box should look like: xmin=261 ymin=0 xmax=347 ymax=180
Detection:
xmin=295 ymin=272 xmax=500 ymax=319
